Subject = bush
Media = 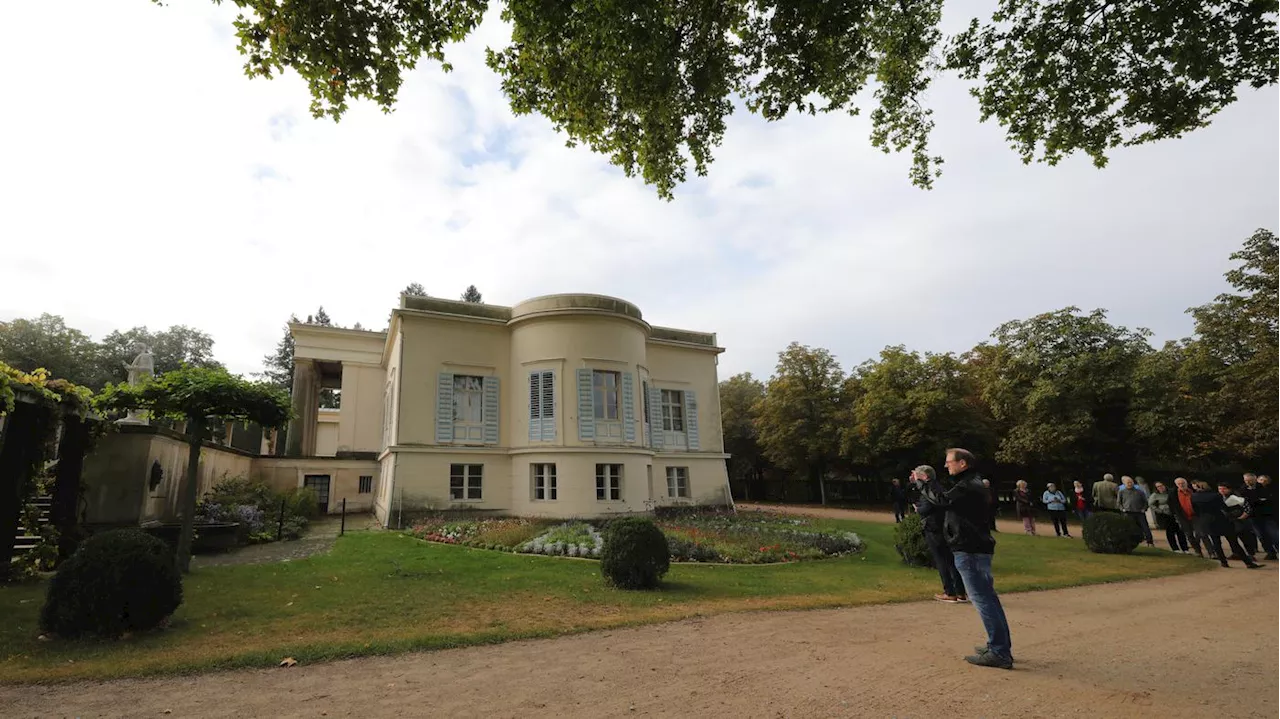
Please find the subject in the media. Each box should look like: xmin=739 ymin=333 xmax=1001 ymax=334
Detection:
xmin=600 ymin=517 xmax=670 ymax=589
xmin=892 ymin=513 xmax=935 ymax=568
xmin=1082 ymin=512 xmax=1143 ymax=554
xmin=281 ymin=487 xmax=319 ymax=519
xmin=40 ymin=529 xmax=183 ymax=638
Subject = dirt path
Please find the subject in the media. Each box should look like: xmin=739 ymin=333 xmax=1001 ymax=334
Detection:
xmin=6 ymin=562 xmax=1275 ymax=717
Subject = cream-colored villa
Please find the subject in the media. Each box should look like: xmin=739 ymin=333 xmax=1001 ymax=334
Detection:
xmin=282 ymin=293 xmax=731 ymax=525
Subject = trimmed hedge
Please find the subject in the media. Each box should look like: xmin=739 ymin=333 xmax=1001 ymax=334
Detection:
xmin=892 ymin=513 xmax=935 ymax=568
xmin=40 ymin=529 xmax=183 ymax=638
xmin=1082 ymin=512 xmax=1143 ymax=555
xmin=600 ymin=517 xmax=670 ymax=589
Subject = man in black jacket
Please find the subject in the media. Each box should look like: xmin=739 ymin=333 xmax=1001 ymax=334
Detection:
xmin=1191 ymin=481 xmax=1260 ymax=569
xmin=890 ymin=479 xmax=908 ymax=523
xmin=1239 ymin=473 xmax=1278 ymax=560
xmin=1167 ymin=477 xmax=1205 ymax=558
xmin=938 ymin=448 xmax=1012 ymax=669
xmin=914 ymin=465 xmax=966 ymax=603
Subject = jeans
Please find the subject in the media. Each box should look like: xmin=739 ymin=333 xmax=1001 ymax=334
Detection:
xmin=1173 ymin=515 xmax=1203 ymax=555
xmin=1252 ymin=516 xmax=1278 ymax=556
xmin=953 ymin=551 xmax=1012 ymax=662
xmin=926 ymin=536 xmax=964 ymax=597
xmin=1125 ymin=511 xmax=1154 ymax=545
xmin=1163 ymin=518 xmax=1188 ymax=552
xmin=1049 ymin=510 xmax=1070 ymax=536
xmin=1021 ymin=516 xmax=1036 ymax=535
xmin=1074 ymin=508 xmax=1091 ymax=522
xmin=1204 ymin=526 xmax=1255 ymax=566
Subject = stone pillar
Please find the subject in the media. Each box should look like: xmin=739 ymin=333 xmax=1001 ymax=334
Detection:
xmin=285 ymin=360 xmax=319 ymax=457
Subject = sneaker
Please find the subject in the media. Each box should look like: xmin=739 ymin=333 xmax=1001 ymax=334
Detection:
xmin=1266 ymin=554 xmax=1278 ymax=561
xmin=974 ymin=645 xmax=989 ymax=655
xmin=956 ymin=595 xmax=970 ymax=603
xmin=965 ymin=651 xmax=1013 ymax=669
xmin=934 ymin=594 xmax=962 ymax=603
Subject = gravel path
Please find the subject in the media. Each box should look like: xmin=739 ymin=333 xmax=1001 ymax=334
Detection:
xmin=190 ymin=514 xmax=379 ymax=569
xmin=6 ymin=505 xmax=1277 ymax=718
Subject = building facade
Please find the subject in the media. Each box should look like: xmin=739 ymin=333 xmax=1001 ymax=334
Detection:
xmin=284 ymin=293 xmax=732 ymax=526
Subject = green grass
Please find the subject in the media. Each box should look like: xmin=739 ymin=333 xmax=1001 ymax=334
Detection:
xmin=0 ymin=517 xmax=1208 ymax=683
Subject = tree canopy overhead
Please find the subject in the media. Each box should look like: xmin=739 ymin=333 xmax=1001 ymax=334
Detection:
xmin=199 ymin=0 xmax=1277 ymax=198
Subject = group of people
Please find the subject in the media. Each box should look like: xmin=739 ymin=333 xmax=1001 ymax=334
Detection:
xmin=1081 ymin=472 xmax=1277 ymax=569
xmin=894 ymin=457 xmax=1278 ymax=673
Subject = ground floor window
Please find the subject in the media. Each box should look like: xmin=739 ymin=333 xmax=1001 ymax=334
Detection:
xmin=358 ymin=475 xmax=373 ymax=494
xmin=532 ymin=463 xmax=557 ymax=500
xmin=450 ymin=464 xmax=483 ymax=500
xmin=666 ymin=467 xmax=689 ymax=498
xmin=596 ymin=464 xmax=623 ymax=501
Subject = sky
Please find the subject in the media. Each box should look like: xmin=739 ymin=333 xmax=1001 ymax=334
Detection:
xmin=1 ymin=1 xmax=1276 ymax=382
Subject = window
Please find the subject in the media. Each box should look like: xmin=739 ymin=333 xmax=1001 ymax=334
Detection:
xmin=642 ymin=380 xmax=650 ymax=425
xmin=449 ymin=464 xmax=483 ymax=500
xmin=452 ymin=375 xmax=485 ymax=425
xmin=532 ymin=463 xmax=557 ymax=500
xmin=660 ymin=389 xmax=685 ymax=431
xmin=596 ymin=463 xmax=623 ymax=501
xmin=529 ymin=370 xmax=556 ymax=441
xmin=592 ymin=370 xmax=620 ymax=420
xmin=358 ymin=475 xmax=373 ymax=494
xmin=666 ymin=467 xmax=689 ymax=498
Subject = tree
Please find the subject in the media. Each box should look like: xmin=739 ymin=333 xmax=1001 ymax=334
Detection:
xmin=460 ymin=285 xmax=483 ymax=303
xmin=258 ymin=315 xmax=298 ymax=391
xmin=0 ymin=314 xmax=100 ymax=388
xmin=95 ymin=325 xmax=223 ymax=387
xmin=977 ymin=307 xmax=1152 ymax=477
xmin=194 ymin=0 xmax=1277 ymax=199
xmin=1182 ymin=228 xmax=1279 ymax=466
xmin=311 ymin=307 xmax=332 ymax=326
xmin=403 ymin=282 xmax=427 ymax=297
xmin=842 ymin=346 xmax=995 ymax=476
xmin=95 ymin=367 xmax=291 ymax=573
xmin=754 ymin=343 xmax=844 ymax=504
xmin=718 ymin=372 xmax=769 ymax=498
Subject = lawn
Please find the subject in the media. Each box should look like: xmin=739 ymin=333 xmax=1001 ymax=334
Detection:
xmin=0 ymin=516 xmax=1208 ymax=683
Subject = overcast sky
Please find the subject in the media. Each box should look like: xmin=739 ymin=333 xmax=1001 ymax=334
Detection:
xmin=2 ymin=2 xmax=1276 ymax=382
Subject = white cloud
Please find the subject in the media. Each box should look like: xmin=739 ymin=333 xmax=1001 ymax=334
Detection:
xmin=1 ymin=1 xmax=1275 ymax=384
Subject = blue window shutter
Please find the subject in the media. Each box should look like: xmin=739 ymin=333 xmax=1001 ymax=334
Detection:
xmin=622 ymin=372 xmax=636 ymax=443
xmin=482 ymin=376 xmax=500 ymax=444
xmin=528 ymin=371 xmax=542 ymax=442
xmin=648 ymin=384 xmax=664 ymax=450
xmin=576 ymin=368 xmax=594 ymax=440
xmin=435 ymin=373 xmax=454 ymax=444
xmin=684 ymin=389 xmax=700 ymax=450
xmin=541 ymin=371 xmax=557 ymax=441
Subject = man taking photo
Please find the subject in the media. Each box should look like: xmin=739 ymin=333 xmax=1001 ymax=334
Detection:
xmin=938 ymin=448 xmax=1013 ymax=670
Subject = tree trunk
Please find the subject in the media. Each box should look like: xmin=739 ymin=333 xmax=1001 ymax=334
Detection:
xmin=0 ymin=402 xmax=41 ymax=582
xmin=53 ymin=415 xmax=90 ymax=563
xmin=175 ymin=415 xmax=206 ymax=574
xmin=812 ymin=464 xmax=828 ymax=506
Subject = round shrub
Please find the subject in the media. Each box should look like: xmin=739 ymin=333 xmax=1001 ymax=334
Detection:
xmin=40 ymin=529 xmax=184 ymax=638
xmin=1082 ymin=512 xmax=1143 ymax=555
xmin=892 ymin=513 xmax=935 ymax=568
xmin=600 ymin=517 xmax=670 ymax=589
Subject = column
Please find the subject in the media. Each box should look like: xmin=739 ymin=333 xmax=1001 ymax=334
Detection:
xmin=285 ymin=360 xmax=318 ymax=457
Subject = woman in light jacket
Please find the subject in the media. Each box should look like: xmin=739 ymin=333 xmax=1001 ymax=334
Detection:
xmin=1014 ymin=480 xmax=1036 ymax=535
xmin=1042 ymin=483 xmax=1072 ymax=537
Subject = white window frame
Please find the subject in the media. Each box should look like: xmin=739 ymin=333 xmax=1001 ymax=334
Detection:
xmin=666 ymin=467 xmax=689 ymax=498
xmin=532 ymin=463 xmax=557 ymax=501
xmin=452 ymin=375 xmax=485 ymax=442
xmin=592 ymin=370 xmax=621 ymax=421
xmin=449 ymin=463 xmax=483 ymax=501
xmin=660 ymin=389 xmax=688 ymax=449
xmin=596 ymin=463 xmax=623 ymax=501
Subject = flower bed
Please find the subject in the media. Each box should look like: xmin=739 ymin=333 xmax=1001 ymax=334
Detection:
xmin=407 ymin=517 xmax=549 ymax=551
xmin=408 ymin=511 xmax=864 ymax=564
xmin=517 ymin=522 xmax=604 ymax=558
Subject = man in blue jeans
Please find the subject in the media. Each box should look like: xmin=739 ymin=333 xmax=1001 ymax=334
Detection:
xmin=939 ymin=447 xmax=1013 ymax=669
